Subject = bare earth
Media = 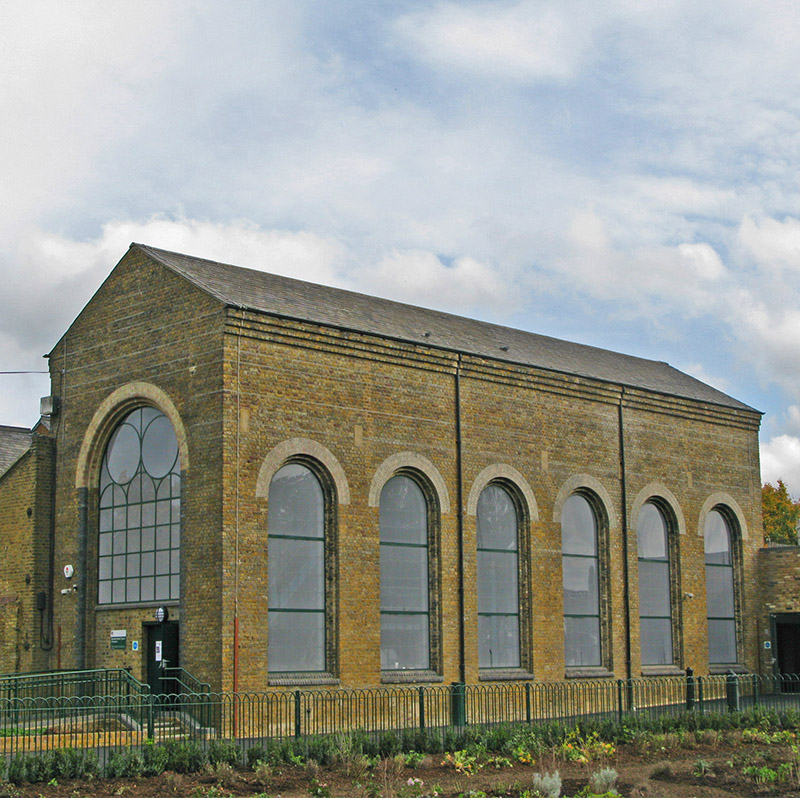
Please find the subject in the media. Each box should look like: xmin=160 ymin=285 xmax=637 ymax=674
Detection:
xmin=5 ymin=735 xmax=800 ymax=797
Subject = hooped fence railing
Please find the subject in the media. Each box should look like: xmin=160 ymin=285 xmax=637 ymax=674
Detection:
xmin=1 ymin=670 xmax=800 ymax=763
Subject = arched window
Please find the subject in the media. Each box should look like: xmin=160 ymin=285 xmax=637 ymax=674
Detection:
xmin=561 ymin=494 xmax=601 ymax=667
xmin=267 ymin=463 xmax=328 ymax=673
xmin=477 ymin=484 xmax=520 ymax=669
xmin=98 ymin=407 xmax=181 ymax=605
xmin=704 ymin=508 xmax=737 ymax=664
xmin=638 ymin=502 xmax=674 ymax=666
xmin=380 ymin=474 xmax=431 ymax=671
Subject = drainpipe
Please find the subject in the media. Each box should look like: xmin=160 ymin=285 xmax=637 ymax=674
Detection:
xmin=455 ymin=355 xmax=466 ymax=684
xmin=40 ymin=435 xmax=56 ymax=651
xmin=618 ymin=387 xmax=632 ymax=681
xmin=76 ymin=487 xmax=88 ymax=670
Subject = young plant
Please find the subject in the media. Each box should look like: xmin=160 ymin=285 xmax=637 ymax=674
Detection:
xmin=531 ymin=770 xmax=562 ymax=798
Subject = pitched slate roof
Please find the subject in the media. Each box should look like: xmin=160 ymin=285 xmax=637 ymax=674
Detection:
xmin=134 ymin=243 xmax=757 ymax=413
xmin=0 ymin=425 xmax=32 ymax=478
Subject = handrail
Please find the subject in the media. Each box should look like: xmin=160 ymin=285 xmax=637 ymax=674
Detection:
xmin=162 ymin=666 xmax=211 ymax=695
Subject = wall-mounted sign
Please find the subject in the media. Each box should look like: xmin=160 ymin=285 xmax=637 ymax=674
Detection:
xmin=155 ymin=640 xmax=162 ymax=662
xmin=110 ymin=629 xmax=127 ymax=650
xmin=764 ymin=641 xmax=772 ymax=650
xmin=132 ymin=640 xmax=139 ymax=652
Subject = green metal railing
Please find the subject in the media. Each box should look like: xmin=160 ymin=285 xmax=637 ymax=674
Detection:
xmin=0 ymin=668 xmax=148 ymax=703
xmin=1 ymin=671 xmax=800 ymax=768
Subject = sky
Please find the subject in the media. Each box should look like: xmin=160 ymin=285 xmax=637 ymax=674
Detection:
xmin=2 ymin=1 xmax=800 ymax=496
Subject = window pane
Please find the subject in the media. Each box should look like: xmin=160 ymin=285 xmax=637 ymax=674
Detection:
xmin=268 ymin=611 xmax=326 ymax=672
xmin=141 ymin=414 xmax=180 ymax=478
xmin=708 ymin=618 xmax=737 ymax=663
xmin=638 ymin=561 xmax=671 ymax=617
xmin=477 ymin=551 xmax=518 ymax=614
xmin=268 ymin=464 xmax=324 ymax=539
xmin=477 ymin=485 xmax=517 ymax=551
xmin=562 ymin=556 xmax=600 ymax=615
xmin=564 ymin=616 xmax=601 ymax=666
xmin=380 ymin=476 xmax=427 ymax=545
xmin=706 ymin=565 xmax=735 ymax=617
xmin=106 ymin=423 xmax=140 ymax=484
xmin=640 ymin=617 xmax=673 ymax=665
xmin=561 ymin=495 xmax=597 ymax=555
xmin=267 ymin=463 xmax=327 ymax=673
xmin=638 ymin=503 xmax=667 ymax=559
xmin=478 ymin=614 xmax=520 ymax=669
xmin=98 ymin=407 xmax=181 ymax=605
xmin=704 ymin=510 xmax=732 ymax=564
xmin=269 ymin=538 xmax=325 ymax=610
xmin=381 ymin=613 xmax=429 ymax=670
xmin=380 ymin=544 xmax=427 ymax=612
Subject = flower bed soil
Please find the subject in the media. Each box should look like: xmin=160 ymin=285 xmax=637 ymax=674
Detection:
xmin=5 ymin=736 xmax=800 ymax=797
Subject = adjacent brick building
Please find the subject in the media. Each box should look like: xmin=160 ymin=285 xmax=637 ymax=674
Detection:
xmin=0 ymin=243 xmax=784 ymax=691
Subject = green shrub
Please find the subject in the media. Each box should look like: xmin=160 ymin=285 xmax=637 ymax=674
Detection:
xmin=207 ymin=738 xmax=241 ymax=766
xmin=142 ymin=742 xmax=169 ymax=775
xmin=246 ymin=744 xmax=269 ymax=769
xmin=162 ymin=739 xmax=207 ymax=773
xmin=105 ymin=747 xmax=145 ymax=778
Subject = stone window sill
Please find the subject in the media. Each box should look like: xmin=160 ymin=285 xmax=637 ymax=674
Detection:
xmin=709 ymin=664 xmax=748 ymax=675
xmin=641 ymin=665 xmax=685 ymax=677
xmin=268 ymin=673 xmax=339 ymax=687
xmin=95 ymin=600 xmax=180 ymax=612
xmin=565 ymin=666 xmax=614 ymax=679
xmin=479 ymin=669 xmax=536 ymax=682
xmin=381 ymin=670 xmax=444 ymax=684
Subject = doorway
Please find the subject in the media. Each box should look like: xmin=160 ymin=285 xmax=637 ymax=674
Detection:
xmin=772 ymin=613 xmax=800 ymax=692
xmin=144 ymin=621 xmax=180 ymax=695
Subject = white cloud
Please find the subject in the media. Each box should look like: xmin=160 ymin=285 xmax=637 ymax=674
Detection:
xmin=681 ymin=363 xmax=729 ymax=394
xmin=738 ymin=216 xmax=800 ymax=272
xmin=761 ymin=435 xmax=800 ymax=499
xmin=353 ymin=250 xmax=517 ymax=316
xmin=394 ymin=1 xmax=599 ymax=82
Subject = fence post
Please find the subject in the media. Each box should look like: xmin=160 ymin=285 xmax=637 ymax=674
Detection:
xmin=294 ymin=690 xmax=302 ymax=739
xmin=418 ymin=686 xmax=425 ymax=732
xmin=726 ymin=670 xmax=740 ymax=713
xmin=147 ymin=693 xmax=155 ymax=739
xmin=616 ymin=679 xmax=624 ymax=723
xmin=697 ymin=675 xmax=705 ymax=714
xmin=525 ymin=683 xmax=532 ymax=725
xmin=686 ymin=667 xmax=695 ymax=711
xmin=450 ymin=682 xmax=466 ymax=728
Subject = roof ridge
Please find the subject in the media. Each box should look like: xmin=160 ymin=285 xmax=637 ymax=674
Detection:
xmin=129 ymin=243 xmax=759 ymax=414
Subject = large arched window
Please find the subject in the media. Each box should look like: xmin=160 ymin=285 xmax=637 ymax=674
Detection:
xmin=638 ymin=502 xmax=674 ymax=666
xmin=98 ymin=407 xmax=181 ymax=605
xmin=561 ymin=494 xmax=602 ymax=667
xmin=477 ymin=484 xmax=520 ymax=669
xmin=704 ymin=508 xmax=738 ymax=665
xmin=267 ymin=463 xmax=328 ymax=673
xmin=380 ymin=474 xmax=432 ymax=672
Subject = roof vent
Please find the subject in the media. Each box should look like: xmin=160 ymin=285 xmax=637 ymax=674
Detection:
xmin=499 ymin=346 xmax=509 ymax=352
xmin=422 ymin=332 xmax=431 ymax=338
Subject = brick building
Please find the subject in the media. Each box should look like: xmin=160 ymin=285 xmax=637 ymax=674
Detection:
xmin=0 ymin=243 xmax=782 ymax=690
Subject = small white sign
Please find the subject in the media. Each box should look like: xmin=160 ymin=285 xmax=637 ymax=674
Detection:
xmin=110 ymin=629 xmax=127 ymax=639
xmin=764 ymin=640 xmax=772 ymax=650
xmin=155 ymin=640 xmax=162 ymax=662
xmin=132 ymin=641 xmax=139 ymax=652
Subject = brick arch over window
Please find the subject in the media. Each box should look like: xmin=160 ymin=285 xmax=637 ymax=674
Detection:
xmin=368 ymin=453 xmax=450 ymax=513
xmin=631 ymin=483 xmax=686 ymax=537
xmin=552 ymin=474 xmax=618 ymax=530
xmin=256 ymin=438 xmax=350 ymax=504
xmin=75 ymin=382 xmax=188 ymax=489
xmin=698 ymin=493 xmax=749 ymax=541
xmin=466 ymin=464 xmax=539 ymax=521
